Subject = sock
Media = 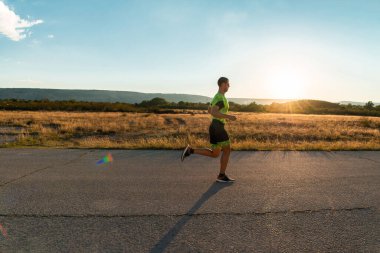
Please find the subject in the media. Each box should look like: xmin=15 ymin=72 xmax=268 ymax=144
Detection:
xmin=218 ymin=172 xmax=225 ymax=177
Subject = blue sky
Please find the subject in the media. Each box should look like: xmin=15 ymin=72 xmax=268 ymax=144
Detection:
xmin=0 ymin=0 xmax=379 ymax=102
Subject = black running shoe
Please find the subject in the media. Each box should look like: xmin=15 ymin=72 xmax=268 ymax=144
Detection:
xmin=181 ymin=144 xmax=192 ymax=162
xmin=216 ymin=174 xmax=235 ymax=183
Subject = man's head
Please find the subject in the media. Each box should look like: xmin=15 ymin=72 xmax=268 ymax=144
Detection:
xmin=217 ymin=77 xmax=230 ymax=93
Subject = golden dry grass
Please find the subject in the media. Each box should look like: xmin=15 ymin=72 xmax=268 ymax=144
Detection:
xmin=0 ymin=110 xmax=379 ymax=150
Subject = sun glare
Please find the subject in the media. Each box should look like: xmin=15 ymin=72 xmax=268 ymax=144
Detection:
xmin=258 ymin=58 xmax=311 ymax=100
xmin=266 ymin=68 xmax=306 ymax=99
xmin=254 ymin=41 xmax=315 ymax=100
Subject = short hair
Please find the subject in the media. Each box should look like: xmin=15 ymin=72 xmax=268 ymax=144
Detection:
xmin=217 ymin=77 xmax=229 ymax=86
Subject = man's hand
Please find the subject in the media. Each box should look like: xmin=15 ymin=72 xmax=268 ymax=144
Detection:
xmin=228 ymin=115 xmax=237 ymax=121
xmin=207 ymin=106 xmax=212 ymax=114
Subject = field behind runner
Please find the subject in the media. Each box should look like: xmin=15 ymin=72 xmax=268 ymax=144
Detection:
xmin=0 ymin=111 xmax=379 ymax=150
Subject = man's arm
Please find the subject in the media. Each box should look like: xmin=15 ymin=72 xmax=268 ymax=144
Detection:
xmin=210 ymin=105 xmax=235 ymax=120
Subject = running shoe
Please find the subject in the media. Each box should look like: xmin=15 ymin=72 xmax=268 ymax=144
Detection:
xmin=181 ymin=144 xmax=192 ymax=162
xmin=216 ymin=174 xmax=235 ymax=183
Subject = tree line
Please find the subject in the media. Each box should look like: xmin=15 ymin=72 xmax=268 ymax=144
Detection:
xmin=0 ymin=98 xmax=379 ymax=117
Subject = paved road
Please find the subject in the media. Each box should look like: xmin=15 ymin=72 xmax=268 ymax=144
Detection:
xmin=0 ymin=149 xmax=379 ymax=252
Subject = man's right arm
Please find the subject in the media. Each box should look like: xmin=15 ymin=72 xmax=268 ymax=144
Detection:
xmin=210 ymin=105 xmax=235 ymax=120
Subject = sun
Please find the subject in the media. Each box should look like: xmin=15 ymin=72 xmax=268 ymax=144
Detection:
xmin=266 ymin=68 xmax=305 ymax=99
xmin=255 ymin=48 xmax=313 ymax=100
xmin=259 ymin=62 xmax=310 ymax=100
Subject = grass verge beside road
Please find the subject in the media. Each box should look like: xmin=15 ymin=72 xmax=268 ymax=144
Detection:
xmin=1 ymin=111 xmax=379 ymax=150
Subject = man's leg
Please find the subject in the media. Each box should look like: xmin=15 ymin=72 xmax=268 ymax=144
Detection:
xmin=219 ymin=144 xmax=231 ymax=174
xmin=193 ymin=147 xmax=221 ymax=158
xmin=181 ymin=145 xmax=221 ymax=161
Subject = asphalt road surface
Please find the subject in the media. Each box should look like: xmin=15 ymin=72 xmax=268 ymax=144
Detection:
xmin=0 ymin=149 xmax=379 ymax=252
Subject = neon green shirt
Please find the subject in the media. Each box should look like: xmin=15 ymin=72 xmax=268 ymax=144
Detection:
xmin=210 ymin=92 xmax=229 ymax=124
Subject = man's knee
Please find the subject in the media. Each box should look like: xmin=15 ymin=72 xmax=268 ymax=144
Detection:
xmin=222 ymin=145 xmax=231 ymax=153
xmin=211 ymin=148 xmax=221 ymax=158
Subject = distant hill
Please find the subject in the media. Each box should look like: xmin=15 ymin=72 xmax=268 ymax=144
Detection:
xmin=263 ymin=99 xmax=380 ymax=116
xmin=284 ymin=99 xmax=341 ymax=108
xmin=0 ymin=88 xmax=378 ymax=105
xmin=229 ymin=98 xmax=296 ymax=105
xmin=0 ymin=88 xmax=211 ymax=104
xmin=0 ymin=88 xmax=295 ymax=105
xmin=339 ymin=101 xmax=380 ymax=106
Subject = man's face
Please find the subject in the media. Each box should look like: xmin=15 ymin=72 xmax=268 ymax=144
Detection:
xmin=222 ymin=81 xmax=230 ymax=92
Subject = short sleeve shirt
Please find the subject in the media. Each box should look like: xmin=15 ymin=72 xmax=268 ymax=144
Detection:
xmin=210 ymin=92 xmax=229 ymax=124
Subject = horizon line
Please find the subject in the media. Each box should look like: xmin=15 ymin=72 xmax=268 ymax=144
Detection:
xmin=0 ymin=87 xmax=378 ymax=104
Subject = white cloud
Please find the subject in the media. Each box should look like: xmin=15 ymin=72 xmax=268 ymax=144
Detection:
xmin=47 ymin=34 xmax=54 ymax=39
xmin=0 ymin=1 xmax=43 ymax=41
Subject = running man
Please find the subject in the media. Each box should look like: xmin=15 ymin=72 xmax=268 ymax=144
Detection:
xmin=181 ymin=77 xmax=237 ymax=183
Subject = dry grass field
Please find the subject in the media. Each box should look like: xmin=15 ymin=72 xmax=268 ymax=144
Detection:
xmin=0 ymin=110 xmax=379 ymax=150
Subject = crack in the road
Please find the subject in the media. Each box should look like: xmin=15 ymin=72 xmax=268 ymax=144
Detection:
xmin=0 ymin=150 xmax=93 ymax=189
xmin=335 ymin=152 xmax=380 ymax=164
xmin=355 ymin=156 xmax=380 ymax=164
xmin=0 ymin=206 xmax=375 ymax=218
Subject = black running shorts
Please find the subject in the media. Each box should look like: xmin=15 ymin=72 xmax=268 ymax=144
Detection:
xmin=209 ymin=119 xmax=230 ymax=149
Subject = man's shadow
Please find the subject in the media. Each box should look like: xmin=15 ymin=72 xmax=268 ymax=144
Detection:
xmin=149 ymin=182 xmax=233 ymax=253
